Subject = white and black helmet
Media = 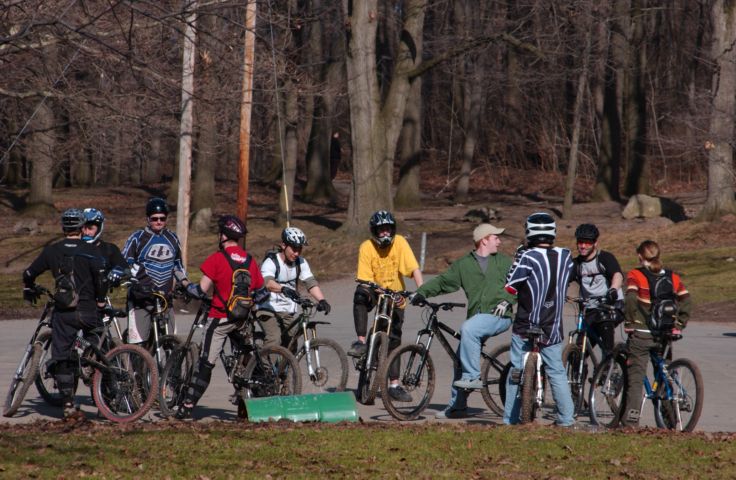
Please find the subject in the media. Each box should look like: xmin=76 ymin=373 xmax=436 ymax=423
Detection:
xmin=282 ymin=227 xmax=307 ymax=248
xmin=525 ymin=212 xmax=556 ymax=245
xmin=369 ymin=210 xmax=396 ymax=248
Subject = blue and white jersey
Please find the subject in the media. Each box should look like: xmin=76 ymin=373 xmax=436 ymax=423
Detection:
xmin=122 ymin=227 xmax=187 ymax=294
xmin=505 ymin=246 xmax=573 ymax=346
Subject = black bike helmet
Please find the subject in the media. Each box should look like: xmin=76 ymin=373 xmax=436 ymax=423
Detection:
xmin=146 ymin=197 xmax=170 ymax=217
xmin=369 ymin=210 xmax=396 ymax=248
xmin=82 ymin=207 xmax=105 ymax=243
xmin=282 ymin=227 xmax=307 ymax=248
xmin=60 ymin=208 xmax=86 ymax=232
xmin=218 ymin=214 xmax=247 ymax=240
xmin=574 ymin=223 xmax=599 ymax=242
xmin=525 ymin=212 xmax=556 ymax=245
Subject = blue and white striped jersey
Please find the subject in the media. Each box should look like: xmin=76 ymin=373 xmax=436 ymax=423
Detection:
xmin=122 ymin=227 xmax=187 ymax=294
xmin=505 ymin=246 xmax=573 ymax=346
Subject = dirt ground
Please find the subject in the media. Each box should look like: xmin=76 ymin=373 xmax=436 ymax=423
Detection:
xmin=1 ymin=169 xmax=735 ymax=321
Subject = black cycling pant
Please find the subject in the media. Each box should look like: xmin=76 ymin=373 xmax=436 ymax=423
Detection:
xmin=50 ymin=308 xmax=101 ymax=404
xmin=577 ymin=310 xmax=615 ymax=357
xmin=353 ymin=285 xmax=404 ymax=379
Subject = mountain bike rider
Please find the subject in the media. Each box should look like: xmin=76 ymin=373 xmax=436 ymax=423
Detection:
xmin=411 ymin=223 xmax=515 ymax=419
xmin=81 ymin=208 xmax=128 ymax=292
xmin=503 ymin=212 xmax=575 ymax=427
xmin=570 ymin=223 xmax=624 ymax=356
xmin=175 ymin=214 xmax=265 ymax=420
xmin=256 ymin=227 xmax=331 ymax=350
xmin=620 ymin=240 xmax=691 ymax=427
xmin=121 ymin=197 xmax=190 ymax=345
xmin=349 ymin=210 xmax=424 ymax=403
xmin=22 ymin=209 xmax=106 ymax=421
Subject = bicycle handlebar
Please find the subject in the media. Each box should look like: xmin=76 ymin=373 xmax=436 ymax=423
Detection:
xmin=355 ymin=280 xmax=412 ymax=297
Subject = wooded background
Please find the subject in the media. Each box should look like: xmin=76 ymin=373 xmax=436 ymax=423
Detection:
xmin=2 ymin=0 xmax=735 ymax=231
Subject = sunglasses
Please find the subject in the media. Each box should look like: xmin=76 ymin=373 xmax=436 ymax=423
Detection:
xmin=149 ymin=216 xmax=167 ymax=222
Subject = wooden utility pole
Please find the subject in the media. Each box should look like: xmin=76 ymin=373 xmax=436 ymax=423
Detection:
xmin=176 ymin=1 xmax=198 ymax=266
xmin=237 ymin=0 xmax=257 ymax=222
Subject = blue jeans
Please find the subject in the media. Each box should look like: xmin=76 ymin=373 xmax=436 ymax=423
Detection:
xmin=447 ymin=313 xmax=511 ymax=410
xmin=503 ymin=333 xmax=574 ymax=426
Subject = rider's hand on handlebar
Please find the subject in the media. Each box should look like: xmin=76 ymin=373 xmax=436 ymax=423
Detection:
xmin=185 ymin=283 xmax=206 ymax=300
xmin=605 ymin=287 xmax=618 ymax=305
xmin=316 ymin=299 xmax=331 ymax=315
xmin=106 ymin=267 xmax=126 ymax=287
xmin=281 ymin=286 xmax=300 ymax=302
xmin=23 ymin=286 xmax=39 ymax=305
xmin=409 ymin=292 xmax=426 ymax=306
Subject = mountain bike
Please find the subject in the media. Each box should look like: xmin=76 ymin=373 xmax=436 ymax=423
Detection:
xmin=161 ymin=295 xmax=302 ymax=419
xmin=562 ymin=296 xmax=617 ymax=416
xmin=258 ymin=296 xmax=348 ymax=394
xmin=380 ymin=299 xmax=512 ymax=420
xmin=35 ymin=296 xmax=127 ymax=408
xmin=590 ymin=332 xmax=703 ymax=431
xmin=352 ymin=281 xmax=411 ymax=405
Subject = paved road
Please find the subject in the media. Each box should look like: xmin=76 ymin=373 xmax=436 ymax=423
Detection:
xmin=2 ymin=277 xmax=734 ymax=431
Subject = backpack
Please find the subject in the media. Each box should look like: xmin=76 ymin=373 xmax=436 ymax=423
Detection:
xmin=638 ymin=267 xmax=678 ymax=332
xmin=214 ymin=251 xmax=253 ymax=322
xmin=53 ymin=255 xmax=80 ymax=309
xmin=574 ymin=253 xmax=610 ymax=285
xmin=263 ymin=249 xmax=301 ymax=290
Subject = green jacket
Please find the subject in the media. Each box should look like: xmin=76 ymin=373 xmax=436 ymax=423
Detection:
xmin=417 ymin=251 xmax=515 ymax=319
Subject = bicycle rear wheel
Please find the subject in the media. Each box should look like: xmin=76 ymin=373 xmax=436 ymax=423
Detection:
xmin=33 ymin=331 xmax=64 ymax=407
xmin=519 ymin=352 xmax=539 ymax=424
xmin=296 ymin=338 xmax=348 ymax=394
xmin=158 ymin=344 xmax=198 ymax=417
xmin=356 ymin=332 xmax=388 ymax=405
xmin=589 ymin=353 xmax=626 ymax=429
xmin=92 ymin=344 xmax=159 ymax=423
xmin=3 ymin=341 xmax=42 ymax=417
xmin=380 ymin=344 xmax=435 ymax=421
xmin=653 ymin=358 xmax=703 ymax=432
xmin=243 ymin=346 xmax=301 ymax=398
xmin=480 ymin=343 xmax=510 ymax=416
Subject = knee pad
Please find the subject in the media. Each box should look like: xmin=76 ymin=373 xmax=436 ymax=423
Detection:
xmin=185 ymin=360 xmax=215 ymax=405
xmin=353 ymin=286 xmax=374 ymax=309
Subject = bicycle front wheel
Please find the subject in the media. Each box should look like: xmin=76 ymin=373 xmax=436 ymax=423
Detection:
xmin=158 ymin=344 xmax=198 ymax=417
xmin=34 ymin=330 xmax=64 ymax=407
xmin=296 ymin=338 xmax=348 ymax=394
xmin=653 ymin=358 xmax=703 ymax=432
xmin=589 ymin=353 xmax=626 ymax=429
xmin=380 ymin=344 xmax=435 ymax=421
xmin=356 ymin=332 xmax=388 ymax=405
xmin=3 ymin=341 xmax=42 ymax=417
xmin=519 ymin=352 xmax=539 ymax=424
xmin=243 ymin=346 xmax=302 ymax=398
xmin=562 ymin=343 xmax=596 ymax=417
xmin=480 ymin=343 xmax=510 ymax=416
xmin=92 ymin=344 xmax=159 ymax=423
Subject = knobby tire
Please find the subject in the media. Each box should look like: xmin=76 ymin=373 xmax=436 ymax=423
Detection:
xmin=380 ymin=344 xmax=435 ymax=421
xmin=588 ymin=352 xmax=626 ymax=429
xmin=243 ymin=345 xmax=302 ymax=398
xmin=653 ymin=358 xmax=703 ymax=432
xmin=520 ymin=352 xmax=538 ymax=424
xmin=296 ymin=338 xmax=348 ymax=394
xmin=480 ymin=343 xmax=510 ymax=416
xmin=34 ymin=330 xmax=64 ymax=407
xmin=3 ymin=341 xmax=42 ymax=417
xmin=357 ymin=332 xmax=388 ymax=405
xmin=158 ymin=343 xmax=198 ymax=417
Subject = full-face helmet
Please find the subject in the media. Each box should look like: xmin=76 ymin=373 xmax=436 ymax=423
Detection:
xmin=369 ymin=210 xmax=397 ymax=248
xmin=82 ymin=208 xmax=105 ymax=243
xmin=525 ymin=212 xmax=556 ymax=245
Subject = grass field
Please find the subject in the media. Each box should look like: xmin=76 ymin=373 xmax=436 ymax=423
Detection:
xmin=1 ymin=422 xmax=735 ymax=478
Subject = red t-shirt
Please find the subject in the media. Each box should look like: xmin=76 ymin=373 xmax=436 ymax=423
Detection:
xmin=200 ymin=246 xmax=264 ymax=318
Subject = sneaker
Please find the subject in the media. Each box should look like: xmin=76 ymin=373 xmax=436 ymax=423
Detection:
xmin=435 ymin=408 xmax=468 ymax=419
xmin=388 ymin=385 xmax=412 ymax=402
xmin=347 ymin=341 xmax=367 ymax=357
xmin=62 ymin=403 xmax=86 ymax=423
xmin=452 ymin=378 xmax=484 ymax=390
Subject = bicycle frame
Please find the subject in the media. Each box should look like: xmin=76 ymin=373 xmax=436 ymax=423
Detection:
xmin=641 ymin=340 xmax=673 ymax=412
xmin=282 ymin=300 xmax=330 ymax=381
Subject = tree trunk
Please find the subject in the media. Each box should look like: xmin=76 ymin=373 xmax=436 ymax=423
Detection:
xmin=26 ymin=102 xmax=56 ymax=213
xmin=394 ymin=75 xmax=423 ymax=208
xmin=342 ymin=0 xmax=425 ymax=232
xmin=700 ymin=0 xmax=736 ymax=220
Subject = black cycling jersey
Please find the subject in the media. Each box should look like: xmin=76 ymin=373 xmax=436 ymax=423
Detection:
xmin=23 ymin=237 xmax=106 ymax=310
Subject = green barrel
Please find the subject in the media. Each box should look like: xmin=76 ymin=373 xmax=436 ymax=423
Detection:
xmin=244 ymin=392 xmax=359 ymax=423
